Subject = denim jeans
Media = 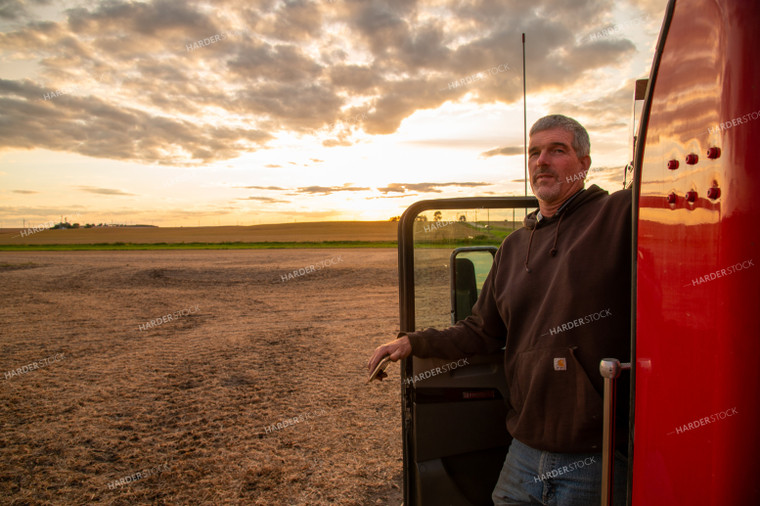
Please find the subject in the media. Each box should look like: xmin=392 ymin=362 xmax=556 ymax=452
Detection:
xmin=492 ymin=438 xmax=628 ymax=506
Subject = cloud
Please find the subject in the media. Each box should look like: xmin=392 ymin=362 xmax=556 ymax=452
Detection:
xmin=480 ymin=146 xmax=524 ymax=158
xmin=233 ymin=184 xmax=371 ymax=196
xmin=235 ymin=196 xmax=289 ymax=203
xmin=0 ymin=0 xmax=50 ymax=20
xmin=0 ymin=0 xmax=650 ymax=166
xmin=252 ymin=0 xmax=325 ymax=42
xmin=322 ymin=137 xmax=355 ymax=148
xmin=377 ymin=182 xmax=491 ymax=194
xmin=12 ymin=189 xmax=39 ymax=194
xmin=550 ymin=80 xmax=635 ymax=131
xmin=366 ymin=193 xmax=419 ymax=200
xmin=234 ymin=185 xmax=287 ymax=190
xmin=77 ymin=186 xmax=135 ymax=196
xmin=295 ymin=185 xmax=371 ymax=196
xmin=0 ymin=79 xmax=272 ymax=166
xmin=329 ymin=64 xmax=381 ymax=94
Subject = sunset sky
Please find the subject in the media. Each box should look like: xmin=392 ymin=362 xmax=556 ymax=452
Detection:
xmin=0 ymin=0 xmax=665 ymax=227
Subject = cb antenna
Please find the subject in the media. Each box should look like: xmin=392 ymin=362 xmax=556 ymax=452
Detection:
xmin=522 ymin=32 xmax=527 ymax=198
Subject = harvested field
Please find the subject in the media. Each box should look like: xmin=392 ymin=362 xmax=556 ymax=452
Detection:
xmin=0 ymin=221 xmax=398 ymax=245
xmin=0 ymin=249 xmax=403 ymax=505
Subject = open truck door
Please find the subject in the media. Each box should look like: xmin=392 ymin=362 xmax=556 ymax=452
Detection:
xmin=397 ymin=197 xmax=537 ymax=505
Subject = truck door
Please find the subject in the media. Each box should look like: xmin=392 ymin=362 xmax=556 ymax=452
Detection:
xmin=397 ymin=197 xmax=538 ymax=506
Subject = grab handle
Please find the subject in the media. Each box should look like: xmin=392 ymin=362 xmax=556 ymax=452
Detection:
xmin=599 ymin=358 xmax=631 ymax=506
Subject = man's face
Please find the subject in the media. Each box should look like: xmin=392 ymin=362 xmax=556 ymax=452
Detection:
xmin=528 ymin=128 xmax=591 ymax=205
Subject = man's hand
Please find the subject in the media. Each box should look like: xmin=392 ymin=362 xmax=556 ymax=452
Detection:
xmin=367 ymin=334 xmax=412 ymax=381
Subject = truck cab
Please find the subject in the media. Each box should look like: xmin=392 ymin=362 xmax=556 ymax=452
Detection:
xmin=395 ymin=1 xmax=760 ymax=504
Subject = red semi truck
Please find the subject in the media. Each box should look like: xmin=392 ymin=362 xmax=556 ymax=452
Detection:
xmin=394 ymin=0 xmax=760 ymax=504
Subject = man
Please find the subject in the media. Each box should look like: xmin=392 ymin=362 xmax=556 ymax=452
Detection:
xmin=367 ymin=114 xmax=631 ymax=505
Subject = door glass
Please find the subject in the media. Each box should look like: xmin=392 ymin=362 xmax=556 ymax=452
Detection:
xmin=413 ymin=207 xmax=528 ymax=330
xmin=452 ymin=248 xmax=497 ymax=323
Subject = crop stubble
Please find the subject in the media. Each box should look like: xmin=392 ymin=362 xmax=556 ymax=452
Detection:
xmin=0 ymin=249 xmax=402 ymax=505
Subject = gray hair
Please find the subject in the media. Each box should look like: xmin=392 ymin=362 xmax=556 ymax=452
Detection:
xmin=529 ymin=114 xmax=590 ymax=158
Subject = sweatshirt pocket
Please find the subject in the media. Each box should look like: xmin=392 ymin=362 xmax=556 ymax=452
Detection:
xmin=507 ymin=345 xmax=604 ymax=453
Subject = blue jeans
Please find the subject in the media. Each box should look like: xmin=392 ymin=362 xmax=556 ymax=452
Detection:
xmin=492 ymin=438 xmax=628 ymax=506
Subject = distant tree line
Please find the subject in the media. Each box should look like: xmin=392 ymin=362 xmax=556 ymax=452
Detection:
xmin=52 ymin=222 xmax=79 ymax=229
xmin=50 ymin=222 xmax=156 ymax=229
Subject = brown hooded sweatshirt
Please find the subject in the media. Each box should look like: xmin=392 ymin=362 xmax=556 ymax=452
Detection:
xmin=407 ymin=184 xmax=631 ymax=453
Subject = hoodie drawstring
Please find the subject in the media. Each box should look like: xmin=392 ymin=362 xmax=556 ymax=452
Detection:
xmin=549 ymin=211 xmax=565 ymax=257
xmin=525 ymin=201 xmax=570 ymax=271
xmin=524 ymin=225 xmax=537 ymax=272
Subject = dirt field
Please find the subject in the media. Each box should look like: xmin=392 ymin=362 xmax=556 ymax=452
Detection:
xmin=0 ymin=249 xmax=403 ymax=505
xmin=0 ymin=221 xmax=399 ymax=245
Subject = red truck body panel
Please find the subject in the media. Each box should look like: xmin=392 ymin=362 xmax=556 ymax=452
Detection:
xmin=633 ymin=0 xmax=760 ymax=504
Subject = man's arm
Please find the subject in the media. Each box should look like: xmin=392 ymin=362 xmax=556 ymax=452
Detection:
xmin=406 ymin=255 xmax=507 ymax=359
xmin=366 ymin=250 xmax=508 ymax=379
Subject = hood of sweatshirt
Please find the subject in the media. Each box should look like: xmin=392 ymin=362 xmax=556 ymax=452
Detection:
xmin=522 ymin=185 xmax=608 ymax=272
